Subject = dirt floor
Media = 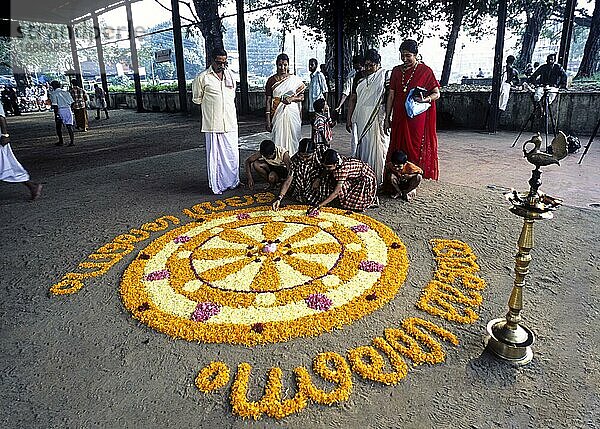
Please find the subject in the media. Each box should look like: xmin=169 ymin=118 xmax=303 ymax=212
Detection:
xmin=1 ymin=109 xmax=598 ymax=428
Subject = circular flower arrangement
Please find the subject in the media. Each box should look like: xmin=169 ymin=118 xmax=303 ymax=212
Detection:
xmin=120 ymin=205 xmax=408 ymax=346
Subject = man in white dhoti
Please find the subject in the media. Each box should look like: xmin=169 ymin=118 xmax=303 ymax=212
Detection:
xmin=192 ymin=48 xmax=240 ymax=195
xmin=265 ymin=53 xmax=306 ymax=155
xmin=49 ymin=80 xmax=75 ymax=147
xmin=0 ymin=103 xmax=42 ymax=200
xmin=345 ymin=49 xmax=390 ymax=187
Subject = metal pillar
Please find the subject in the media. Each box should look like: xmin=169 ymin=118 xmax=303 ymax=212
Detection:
xmin=171 ymin=0 xmax=188 ymax=113
xmin=557 ymin=0 xmax=576 ymax=70
xmin=92 ymin=14 xmax=110 ymax=108
xmin=125 ymin=0 xmax=144 ymax=112
xmin=67 ymin=24 xmax=83 ymax=85
xmin=488 ymin=0 xmax=507 ymax=134
xmin=236 ymin=0 xmax=250 ymax=114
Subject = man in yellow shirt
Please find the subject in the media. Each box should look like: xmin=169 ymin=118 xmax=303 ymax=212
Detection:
xmin=192 ymin=48 xmax=240 ymax=195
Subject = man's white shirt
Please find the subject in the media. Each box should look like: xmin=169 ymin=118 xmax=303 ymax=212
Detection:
xmin=192 ymin=66 xmax=237 ymax=133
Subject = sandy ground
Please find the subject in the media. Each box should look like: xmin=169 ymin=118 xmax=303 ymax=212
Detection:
xmin=1 ymin=110 xmax=599 ymax=428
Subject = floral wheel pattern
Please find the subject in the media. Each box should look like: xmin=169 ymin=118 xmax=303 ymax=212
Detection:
xmin=120 ymin=205 xmax=408 ymax=346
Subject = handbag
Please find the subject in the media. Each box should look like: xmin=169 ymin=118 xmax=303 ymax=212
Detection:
xmin=405 ymin=87 xmax=430 ymax=118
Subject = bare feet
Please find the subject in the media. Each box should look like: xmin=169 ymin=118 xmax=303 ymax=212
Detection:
xmin=31 ymin=183 xmax=42 ymax=200
xmin=368 ymin=196 xmax=380 ymax=208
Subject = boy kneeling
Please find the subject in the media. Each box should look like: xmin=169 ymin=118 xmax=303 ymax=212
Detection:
xmin=245 ymin=139 xmax=291 ymax=190
xmin=385 ymin=150 xmax=422 ymax=201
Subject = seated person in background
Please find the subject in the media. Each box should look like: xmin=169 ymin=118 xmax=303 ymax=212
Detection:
xmin=312 ymin=98 xmax=335 ymax=159
xmin=384 ymin=150 xmax=423 ymax=201
xmin=272 ymin=138 xmax=331 ymax=210
xmin=528 ymin=53 xmax=567 ymax=104
xmin=245 ymin=139 xmax=291 ymax=191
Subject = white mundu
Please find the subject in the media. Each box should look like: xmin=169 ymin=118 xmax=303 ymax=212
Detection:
xmin=192 ymin=66 xmax=240 ymax=194
xmin=0 ymin=103 xmax=30 ymax=183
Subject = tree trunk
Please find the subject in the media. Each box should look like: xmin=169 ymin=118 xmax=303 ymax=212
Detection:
xmin=440 ymin=0 xmax=467 ymax=86
xmin=192 ymin=0 xmax=224 ymax=67
xmin=576 ymin=0 xmax=600 ymax=78
xmin=515 ymin=3 xmax=549 ymax=70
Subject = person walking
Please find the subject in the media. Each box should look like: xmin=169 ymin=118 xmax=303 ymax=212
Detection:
xmin=70 ymin=79 xmax=89 ymax=131
xmin=0 ymin=102 xmax=42 ymax=200
xmin=192 ymin=48 xmax=240 ymax=195
xmin=94 ymin=84 xmax=109 ymax=120
xmin=49 ymin=81 xmax=75 ymax=147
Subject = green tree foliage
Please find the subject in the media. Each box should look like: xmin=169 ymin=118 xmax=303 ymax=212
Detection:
xmin=508 ymin=0 xmax=566 ymax=69
xmin=576 ymin=0 xmax=600 ymax=78
xmin=246 ymin=0 xmax=431 ymax=84
xmin=431 ymin=0 xmax=495 ymax=86
xmin=192 ymin=0 xmax=225 ymax=66
xmin=0 ymin=22 xmax=74 ymax=75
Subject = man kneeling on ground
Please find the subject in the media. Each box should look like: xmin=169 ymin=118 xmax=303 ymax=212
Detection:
xmin=384 ymin=150 xmax=422 ymax=201
xmin=245 ymin=139 xmax=292 ymax=191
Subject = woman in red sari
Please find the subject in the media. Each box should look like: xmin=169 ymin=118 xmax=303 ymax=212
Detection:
xmin=384 ymin=39 xmax=440 ymax=180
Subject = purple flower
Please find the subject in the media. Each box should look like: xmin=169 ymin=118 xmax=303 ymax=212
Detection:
xmin=237 ymin=213 xmax=251 ymax=220
xmin=351 ymin=224 xmax=370 ymax=233
xmin=305 ymin=293 xmax=333 ymax=311
xmin=145 ymin=269 xmax=170 ymax=281
xmin=252 ymin=323 xmax=265 ymax=333
xmin=359 ymin=260 xmax=385 ymax=272
xmin=262 ymin=243 xmax=278 ymax=253
xmin=173 ymin=235 xmax=191 ymax=244
xmin=191 ymin=302 xmax=221 ymax=322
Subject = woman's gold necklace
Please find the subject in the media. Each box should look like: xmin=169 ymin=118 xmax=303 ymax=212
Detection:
xmin=401 ymin=62 xmax=419 ymax=92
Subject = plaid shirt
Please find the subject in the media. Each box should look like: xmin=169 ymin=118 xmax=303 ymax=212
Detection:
xmin=70 ymin=86 xmax=88 ymax=109
xmin=329 ymin=157 xmax=377 ymax=211
xmin=313 ymin=112 xmax=333 ymax=143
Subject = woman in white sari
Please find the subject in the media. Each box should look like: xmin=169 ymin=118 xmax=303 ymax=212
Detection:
xmin=265 ymin=53 xmax=306 ymax=155
xmin=346 ymin=49 xmax=389 ymax=187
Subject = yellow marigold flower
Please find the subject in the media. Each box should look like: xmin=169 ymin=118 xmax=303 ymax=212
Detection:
xmin=195 ymin=361 xmax=231 ymax=393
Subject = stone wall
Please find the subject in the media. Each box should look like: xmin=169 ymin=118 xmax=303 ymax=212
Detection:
xmin=108 ymin=90 xmax=599 ymax=135
xmin=437 ymin=90 xmax=599 ymax=135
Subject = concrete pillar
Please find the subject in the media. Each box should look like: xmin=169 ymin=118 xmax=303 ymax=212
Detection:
xmin=67 ymin=24 xmax=83 ymax=85
xmin=334 ymin=0 xmax=344 ymax=106
xmin=125 ymin=0 xmax=144 ymax=112
xmin=236 ymin=0 xmax=250 ymax=114
xmin=92 ymin=14 xmax=110 ymax=108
